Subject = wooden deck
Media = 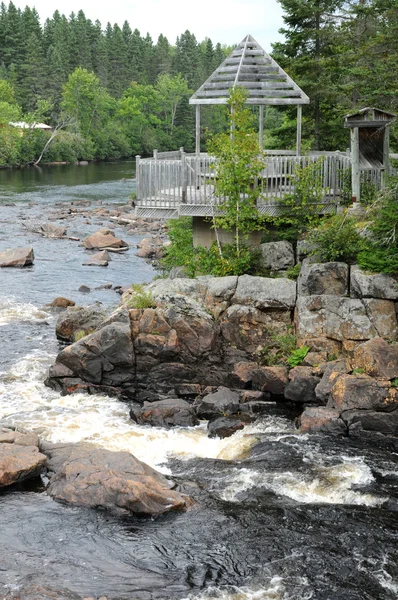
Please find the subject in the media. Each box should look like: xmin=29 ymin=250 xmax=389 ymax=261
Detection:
xmin=135 ymin=150 xmax=354 ymax=218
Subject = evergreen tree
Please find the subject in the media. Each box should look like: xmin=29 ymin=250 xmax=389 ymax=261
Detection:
xmin=154 ymin=34 xmax=172 ymax=78
xmin=273 ymin=0 xmax=346 ymax=149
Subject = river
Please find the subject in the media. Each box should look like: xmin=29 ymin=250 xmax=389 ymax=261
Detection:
xmin=0 ymin=162 xmax=397 ymax=600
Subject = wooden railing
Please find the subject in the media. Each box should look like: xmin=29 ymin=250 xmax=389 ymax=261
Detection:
xmin=135 ymin=149 xmax=353 ymax=214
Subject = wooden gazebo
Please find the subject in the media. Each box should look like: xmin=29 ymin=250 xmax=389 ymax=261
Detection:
xmin=189 ymin=34 xmax=310 ymax=155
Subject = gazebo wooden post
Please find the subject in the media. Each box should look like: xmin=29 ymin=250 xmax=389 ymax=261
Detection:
xmin=196 ymin=104 xmax=201 ymax=189
xmin=296 ymin=105 xmax=302 ymax=156
xmin=382 ymin=124 xmax=391 ymax=188
xmin=259 ymin=105 xmax=264 ymax=150
xmin=350 ymin=126 xmax=361 ymax=205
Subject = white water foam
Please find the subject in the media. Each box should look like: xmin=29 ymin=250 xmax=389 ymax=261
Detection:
xmin=0 ymin=297 xmax=50 ymax=326
xmin=180 ymin=576 xmax=313 ymax=600
xmin=219 ymin=458 xmax=386 ymax=507
xmin=0 ymin=351 xmax=292 ymax=472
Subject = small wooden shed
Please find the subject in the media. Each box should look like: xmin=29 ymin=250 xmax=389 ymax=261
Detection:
xmin=344 ymin=107 xmax=396 ymax=204
xmin=189 ymin=34 xmax=309 ymax=155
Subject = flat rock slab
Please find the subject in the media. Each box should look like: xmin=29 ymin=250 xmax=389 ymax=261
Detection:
xmin=83 ymin=228 xmax=128 ymax=250
xmin=0 ymin=429 xmax=46 ymax=488
xmin=0 ymin=247 xmax=34 ymax=267
xmin=44 ymin=442 xmax=190 ymax=515
xmin=231 ymin=274 xmax=297 ymax=310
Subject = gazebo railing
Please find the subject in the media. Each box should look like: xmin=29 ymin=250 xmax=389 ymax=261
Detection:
xmin=135 ymin=150 xmax=353 ymax=214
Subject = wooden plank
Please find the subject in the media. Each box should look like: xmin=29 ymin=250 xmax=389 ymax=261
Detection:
xmin=296 ymin=105 xmax=302 ymax=156
xmin=351 ymin=127 xmax=361 ymax=203
xmin=190 ymin=97 xmax=310 ymax=105
xmin=201 ymin=81 xmax=296 ymax=90
xmin=217 ymin=65 xmax=280 ymax=74
xmin=211 ymin=73 xmax=287 ymax=82
xmin=195 ymin=89 xmax=302 ymax=98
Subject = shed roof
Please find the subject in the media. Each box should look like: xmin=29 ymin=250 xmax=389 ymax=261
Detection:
xmin=344 ymin=107 xmax=396 ymax=128
xmin=189 ymin=34 xmax=309 ymax=106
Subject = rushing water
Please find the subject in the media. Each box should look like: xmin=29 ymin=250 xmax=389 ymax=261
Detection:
xmin=0 ymin=163 xmax=397 ymax=600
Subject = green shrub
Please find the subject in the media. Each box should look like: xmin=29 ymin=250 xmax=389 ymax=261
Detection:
xmin=287 ymin=345 xmax=310 ymax=367
xmin=126 ymin=284 xmax=156 ymax=309
xmin=307 ymin=213 xmax=363 ymax=263
xmin=160 ymin=217 xmax=196 ymax=276
xmin=286 ymin=264 xmax=301 ymax=280
xmin=260 ymin=332 xmax=297 ymax=366
xmin=357 ymin=179 xmax=398 ymax=275
xmin=268 ymin=159 xmax=325 ymax=242
xmin=161 ymin=217 xmax=264 ymax=277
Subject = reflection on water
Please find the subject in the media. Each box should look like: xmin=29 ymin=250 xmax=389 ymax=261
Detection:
xmin=0 ymin=160 xmax=136 ymax=204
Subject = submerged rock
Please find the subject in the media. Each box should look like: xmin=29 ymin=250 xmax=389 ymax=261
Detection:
xmin=44 ymin=442 xmax=190 ymax=515
xmin=83 ymin=250 xmax=110 ymax=267
xmin=46 ymin=297 xmax=76 ymax=308
xmin=0 ymin=246 xmax=34 ymax=267
xmin=207 ymin=416 xmax=245 ymax=438
xmin=130 ymin=398 xmax=199 ymax=428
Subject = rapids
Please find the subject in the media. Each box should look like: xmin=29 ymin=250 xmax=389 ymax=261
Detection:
xmin=0 ymin=162 xmax=397 ymax=600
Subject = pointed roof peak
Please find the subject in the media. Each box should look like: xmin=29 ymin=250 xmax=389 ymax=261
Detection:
xmin=190 ymin=34 xmax=309 ymax=106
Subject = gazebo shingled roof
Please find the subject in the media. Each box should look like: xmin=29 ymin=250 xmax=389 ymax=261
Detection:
xmin=190 ymin=34 xmax=309 ymax=106
xmin=189 ymin=34 xmax=309 ymax=153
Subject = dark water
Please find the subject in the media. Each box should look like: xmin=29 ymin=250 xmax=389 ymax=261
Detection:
xmin=0 ymin=162 xmax=397 ymax=600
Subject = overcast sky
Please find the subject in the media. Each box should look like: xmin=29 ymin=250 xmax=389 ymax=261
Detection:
xmin=12 ymin=0 xmax=285 ymax=50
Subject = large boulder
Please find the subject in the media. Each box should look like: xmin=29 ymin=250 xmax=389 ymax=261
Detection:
xmin=83 ymin=228 xmax=128 ymax=250
xmin=0 ymin=247 xmax=34 ymax=267
xmin=350 ymin=265 xmax=398 ymax=300
xmin=0 ymin=429 xmax=46 ymax=488
xmin=130 ymin=398 xmax=199 ymax=428
xmin=314 ymin=359 xmax=351 ymax=404
xmin=341 ymin=409 xmax=398 ymax=436
xmin=284 ymin=367 xmax=321 ymax=404
xmin=259 ymin=241 xmax=295 ymax=272
xmin=44 ymin=442 xmax=190 ymax=515
xmin=296 ymin=295 xmax=398 ymax=343
xmin=298 ymin=407 xmax=347 ymax=435
xmin=194 ymin=387 xmax=240 ymax=419
xmin=350 ymin=338 xmax=398 ymax=379
xmin=231 ymin=274 xmax=297 ymax=310
xmin=207 ymin=416 xmax=245 ymax=439
xmin=51 ymin=322 xmax=135 ymax=388
xmin=328 ymin=374 xmax=398 ymax=412
xmin=55 ymin=306 xmax=106 ymax=342
xmin=298 ymin=260 xmax=349 ymax=297
xmin=251 ymin=365 xmax=289 ymax=395
xmin=220 ymin=305 xmax=291 ymax=354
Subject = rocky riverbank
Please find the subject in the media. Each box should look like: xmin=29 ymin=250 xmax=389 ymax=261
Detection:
xmin=45 ymin=249 xmax=398 ymax=439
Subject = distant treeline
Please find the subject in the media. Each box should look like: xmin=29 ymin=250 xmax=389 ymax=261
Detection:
xmin=0 ymin=0 xmax=396 ymax=167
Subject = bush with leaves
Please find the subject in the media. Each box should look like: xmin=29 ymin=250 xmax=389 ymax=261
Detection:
xmin=268 ymin=158 xmax=325 ymax=242
xmin=161 ymin=217 xmax=196 ymax=277
xmin=206 ymin=87 xmax=268 ymax=260
xmin=307 ymin=213 xmax=363 ymax=263
xmin=357 ymin=179 xmax=398 ymax=275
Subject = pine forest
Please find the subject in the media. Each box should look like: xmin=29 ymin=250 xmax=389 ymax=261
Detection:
xmin=0 ymin=0 xmax=397 ymax=167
